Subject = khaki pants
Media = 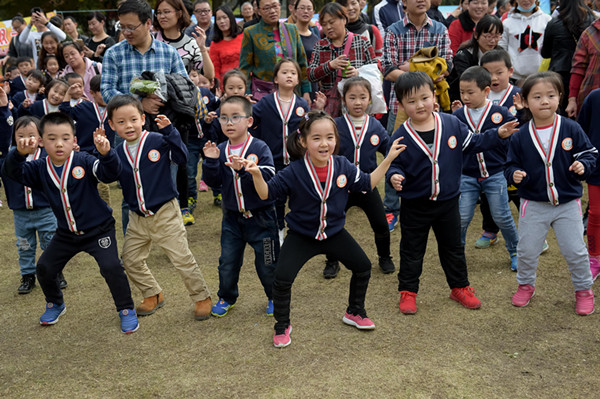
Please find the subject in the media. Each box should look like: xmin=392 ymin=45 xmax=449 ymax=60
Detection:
xmin=122 ymin=198 xmax=210 ymax=302
xmin=393 ymin=107 xmax=409 ymax=132
xmin=98 ymin=182 xmax=111 ymax=206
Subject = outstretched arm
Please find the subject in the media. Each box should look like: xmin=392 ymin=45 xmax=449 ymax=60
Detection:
xmin=237 ymin=157 xmax=269 ymax=200
xmin=370 ymin=137 xmax=405 ymax=189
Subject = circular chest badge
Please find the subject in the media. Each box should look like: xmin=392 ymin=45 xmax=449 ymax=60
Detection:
xmin=448 ymin=136 xmax=457 ymax=149
xmin=370 ymin=135 xmax=380 ymax=146
xmin=509 ymin=106 xmax=517 ymax=116
xmin=296 ymin=107 xmax=305 ymax=117
xmin=148 ymin=149 xmax=161 ymax=162
xmin=72 ymin=166 xmax=85 ymax=179
xmin=491 ymin=112 xmax=503 ymax=124
xmin=562 ymin=138 xmax=573 ymax=151
xmin=247 ymin=153 xmax=258 ymax=163
xmin=6 ymin=115 xmax=13 ymax=126
xmin=336 ymin=174 xmax=347 ymax=188
xmin=202 ymin=96 xmax=209 ymax=104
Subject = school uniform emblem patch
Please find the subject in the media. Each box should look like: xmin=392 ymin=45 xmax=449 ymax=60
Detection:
xmin=202 ymin=96 xmax=209 ymax=104
xmin=296 ymin=107 xmax=305 ymax=117
xmin=370 ymin=135 xmax=380 ymax=146
xmin=491 ymin=113 xmax=503 ymax=124
xmin=148 ymin=150 xmax=160 ymax=162
xmin=72 ymin=166 xmax=85 ymax=179
xmin=448 ymin=136 xmax=457 ymax=149
xmin=6 ymin=115 xmax=13 ymax=126
xmin=247 ymin=154 xmax=258 ymax=163
xmin=509 ymin=106 xmax=517 ymax=116
xmin=336 ymin=174 xmax=347 ymax=188
xmin=562 ymin=138 xmax=573 ymax=151
xmin=98 ymin=236 xmax=111 ymax=249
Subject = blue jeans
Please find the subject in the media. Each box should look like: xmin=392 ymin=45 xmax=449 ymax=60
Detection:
xmin=218 ymin=206 xmax=279 ymax=304
xmin=186 ymin=137 xmax=205 ymax=199
xmin=459 ymin=172 xmax=519 ymax=253
xmin=13 ymin=208 xmax=57 ymax=275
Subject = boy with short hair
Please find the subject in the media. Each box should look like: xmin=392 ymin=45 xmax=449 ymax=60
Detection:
xmin=2 ymin=111 xmax=139 ymax=334
xmin=386 ymin=71 xmax=518 ymax=314
xmin=452 ymin=66 xmax=519 ymax=270
xmin=480 ymin=49 xmax=522 ymax=117
xmin=10 ymin=69 xmax=45 ymax=109
xmin=108 ymin=94 xmax=212 ymax=321
xmin=10 ymin=57 xmax=34 ymax=95
xmin=202 ymin=95 xmax=278 ymax=317
xmin=63 ymin=72 xmax=87 ymax=106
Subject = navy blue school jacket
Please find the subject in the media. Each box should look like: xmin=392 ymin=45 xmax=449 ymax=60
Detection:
xmin=578 ymin=88 xmax=600 ymax=185
xmin=453 ymin=101 xmax=515 ymax=179
xmin=268 ymin=154 xmax=371 ymax=240
xmin=2 ymin=147 xmax=51 ymax=210
xmin=386 ymin=112 xmax=508 ymax=201
xmin=11 ymin=90 xmax=42 ymax=109
xmin=9 ymin=76 xmax=26 ymax=96
xmin=203 ymin=134 xmax=275 ymax=213
xmin=252 ymin=93 xmax=310 ymax=169
xmin=489 ymin=84 xmax=521 ymax=116
xmin=192 ymin=87 xmax=220 ymax=141
xmin=3 ymin=149 xmax=121 ymax=234
xmin=116 ymin=125 xmax=187 ymax=217
xmin=336 ymin=114 xmax=389 ymax=173
xmin=58 ymin=101 xmax=115 ymax=154
xmin=17 ymin=99 xmax=55 ymax=119
xmin=0 ymin=105 xmax=14 ymax=158
xmin=505 ymin=115 xmax=597 ymax=205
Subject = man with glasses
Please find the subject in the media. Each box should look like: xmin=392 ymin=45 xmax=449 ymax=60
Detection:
xmin=185 ymin=0 xmax=214 ymax=47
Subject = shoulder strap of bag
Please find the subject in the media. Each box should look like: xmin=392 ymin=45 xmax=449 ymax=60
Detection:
xmin=280 ymin=23 xmax=294 ymax=58
xmin=336 ymin=32 xmax=354 ymax=81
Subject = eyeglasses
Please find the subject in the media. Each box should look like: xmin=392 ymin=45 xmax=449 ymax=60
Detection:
xmin=155 ymin=10 xmax=174 ymax=17
xmin=194 ymin=9 xmax=211 ymax=15
xmin=218 ymin=115 xmax=250 ymax=124
xmin=122 ymin=23 xmax=143 ymax=33
xmin=296 ymin=6 xmax=313 ymax=11
xmin=480 ymin=33 xmax=502 ymax=40
xmin=261 ymin=4 xmax=281 ymax=12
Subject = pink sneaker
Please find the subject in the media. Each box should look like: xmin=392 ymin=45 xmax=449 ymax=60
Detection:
xmin=197 ymin=180 xmax=209 ymax=192
xmin=342 ymin=312 xmax=375 ymax=330
xmin=273 ymin=325 xmax=292 ymax=348
xmin=575 ymin=289 xmax=595 ymax=316
xmin=590 ymin=256 xmax=600 ymax=282
xmin=512 ymin=284 xmax=535 ymax=307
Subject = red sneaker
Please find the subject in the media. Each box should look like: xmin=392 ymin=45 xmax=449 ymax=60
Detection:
xmin=273 ymin=325 xmax=292 ymax=348
xmin=575 ymin=289 xmax=595 ymax=316
xmin=450 ymin=286 xmax=481 ymax=309
xmin=399 ymin=291 xmax=417 ymax=314
xmin=512 ymin=284 xmax=535 ymax=307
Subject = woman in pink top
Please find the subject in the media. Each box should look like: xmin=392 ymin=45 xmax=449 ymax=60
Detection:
xmin=61 ymin=41 xmax=101 ymax=101
xmin=209 ymin=5 xmax=244 ymax=85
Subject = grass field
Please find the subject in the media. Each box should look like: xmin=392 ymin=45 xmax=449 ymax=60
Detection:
xmin=1 ymin=182 xmax=599 ymax=399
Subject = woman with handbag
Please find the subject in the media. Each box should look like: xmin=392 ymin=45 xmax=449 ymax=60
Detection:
xmin=307 ymin=2 xmax=378 ymax=117
xmin=239 ymin=0 xmax=311 ymax=102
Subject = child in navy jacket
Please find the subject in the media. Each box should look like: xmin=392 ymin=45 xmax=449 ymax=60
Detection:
xmin=202 ymin=96 xmax=278 ymax=318
xmin=2 ymin=112 xmax=138 ymax=334
xmin=108 ymin=95 xmax=212 ymax=321
xmin=18 ymin=78 xmax=68 ymax=119
xmin=241 ymin=110 xmax=405 ymax=348
xmin=505 ymin=72 xmax=597 ymax=315
xmin=387 ymin=71 xmax=518 ymax=315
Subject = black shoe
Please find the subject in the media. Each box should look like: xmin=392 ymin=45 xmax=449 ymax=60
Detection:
xmin=379 ymin=256 xmax=395 ymax=274
xmin=59 ymin=272 xmax=68 ymax=289
xmin=323 ymin=260 xmax=340 ymax=279
xmin=18 ymin=274 xmax=36 ymax=294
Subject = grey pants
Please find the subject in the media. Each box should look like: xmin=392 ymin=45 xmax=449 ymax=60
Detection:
xmin=517 ymin=199 xmax=592 ymax=291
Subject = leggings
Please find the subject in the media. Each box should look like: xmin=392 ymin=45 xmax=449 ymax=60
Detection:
xmin=588 ymin=184 xmax=600 ymax=256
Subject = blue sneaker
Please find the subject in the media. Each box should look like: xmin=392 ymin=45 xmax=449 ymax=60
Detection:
xmin=510 ymin=252 xmax=518 ymax=272
xmin=386 ymin=213 xmax=398 ymax=232
xmin=211 ymin=299 xmax=234 ymax=317
xmin=40 ymin=302 xmax=66 ymax=325
xmin=119 ymin=309 xmax=139 ymax=334
xmin=266 ymin=299 xmax=274 ymax=316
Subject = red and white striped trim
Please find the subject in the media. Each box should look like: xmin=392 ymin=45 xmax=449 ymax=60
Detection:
xmin=226 ymin=134 xmax=254 ymax=217
xmin=496 ymin=84 xmax=513 ymax=107
xmin=274 ymin=91 xmax=296 ymax=165
xmin=304 ymin=152 xmax=334 ymax=240
xmin=464 ymin=100 xmax=493 ymax=178
xmin=343 ymin=113 xmax=370 ymax=168
xmin=92 ymin=102 xmax=107 ymax=129
xmin=529 ymin=115 xmax=561 ymax=205
xmin=24 ymin=148 xmax=42 ymax=209
xmin=46 ymin=152 xmax=81 ymax=234
xmin=122 ymin=131 xmax=153 ymax=216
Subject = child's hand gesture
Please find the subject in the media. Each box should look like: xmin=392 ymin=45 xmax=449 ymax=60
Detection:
xmin=0 ymin=87 xmax=8 ymax=107
xmin=390 ymin=174 xmax=405 ymax=191
xmin=22 ymin=98 xmax=32 ymax=108
xmin=38 ymin=85 xmax=45 ymax=95
xmin=312 ymin=91 xmax=327 ymax=110
xmin=225 ymin=154 xmax=245 ymax=171
xmin=451 ymin=100 xmax=462 ymax=113
xmin=66 ymin=83 xmax=82 ymax=101
xmin=155 ymin=114 xmax=171 ymax=129
xmin=513 ymin=92 xmax=524 ymax=111
xmin=238 ymin=158 xmax=260 ymax=176
xmin=497 ymin=120 xmax=519 ymax=138
xmin=203 ymin=141 xmax=220 ymax=159
xmin=513 ymin=170 xmax=527 ymax=184
xmin=569 ymin=160 xmax=585 ymax=175
xmin=245 ymin=94 xmax=256 ymax=104
xmin=93 ymin=128 xmax=110 ymax=156
xmin=385 ymin=137 xmax=406 ymax=162
xmin=3 ymin=80 xmax=11 ymax=95
xmin=17 ymin=137 xmax=38 ymax=156
xmin=204 ymin=111 xmax=217 ymax=124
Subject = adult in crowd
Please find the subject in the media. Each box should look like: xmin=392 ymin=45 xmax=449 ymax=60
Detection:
xmin=292 ymin=0 xmax=320 ymax=98
xmin=428 ymin=0 xmax=448 ymax=26
xmin=494 ymin=0 xmax=512 ymax=17
xmin=185 ymin=0 xmax=213 ymax=47
xmin=244 ymin=0 xmax=262 ymax=28
xmin=448 ymin=0 xmax=489 ymax=54
xmin=84 ymin=12 xmax=116 ymax=63
xmin=61 ymin=41 xmax=101 ymax=101
xmin=239 ymin=0 xmax=311 ymax=101
xmin=154 ymin=0 xmax=214 ymax=79
xmin=446 ymin=0 xmax=469 ymax=26
xmin=6 ymin=16 xmax=33 ymax=60
xmin=62 ymin=16 xmax=89 ymax=43
xmin=498 ymin=0 xmax=551 ymax=82
xmin=209 ymin=5 xmax=243 ymax=83
xmin=19 ymin=8 xmax=66 ymax=66
xmin=307 ymin=2 xmax=377 ymax=116
xmin=338 ymin=0 xmax=383 ymax=59
xmin=448 ymin=14 xmax=503 ymax=101
xmin=374 ymin=0 xmax=405 ymax=33
xmin=542 ymin=0 xmax=596 ymax=114
xmin=239 ymin=2 xmax=256 ymax=29
xmin=37 ymin=31 xmax=67 ymax=71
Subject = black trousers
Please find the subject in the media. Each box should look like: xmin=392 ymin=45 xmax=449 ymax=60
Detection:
xmin=480 ymin=190 xmax=521 ymax=234
xmin=36 ymin=219 xmax=134 ymax=311
xmin=327 ymin=187 xmax=390 ymax=262
xmin=398 ymin=196 xmax=470 ymax=293
xmin=273 ymin=229 xmax=371 ymax=332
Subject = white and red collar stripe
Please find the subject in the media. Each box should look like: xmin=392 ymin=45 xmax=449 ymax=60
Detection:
xmin=24 ymin=148 xmax=42 ymax=209
xmin=273 ymin=91 xmax=296 ymax=165
xmin=403 ymin=113 xmax=442 ymax=200
xmin=304 ymin=152 xmax=335 ymax=240
xmin=343 ymin=113 xmax=370 ymax=168
xmin=226 ymin=134 xmax=254 ymax=217
xmin=92 ymin=102 xmax=108 ymax=129
xmin=25 ymin=90 xmax=36 ymax=102
xmin=122 ymin=130 xmax=153 ymax=216
xmin=46 ymin=152 xmax=81 ymax=233
xmin=529 ymin=115 xmax=561 ymax=205
xmin=42 ymin=99 xmax=50 ymax=115
xmin=493 ymin=84 xmax=513 ymax=107
xmin=464 ymin=101 xmax=493 ymax=178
